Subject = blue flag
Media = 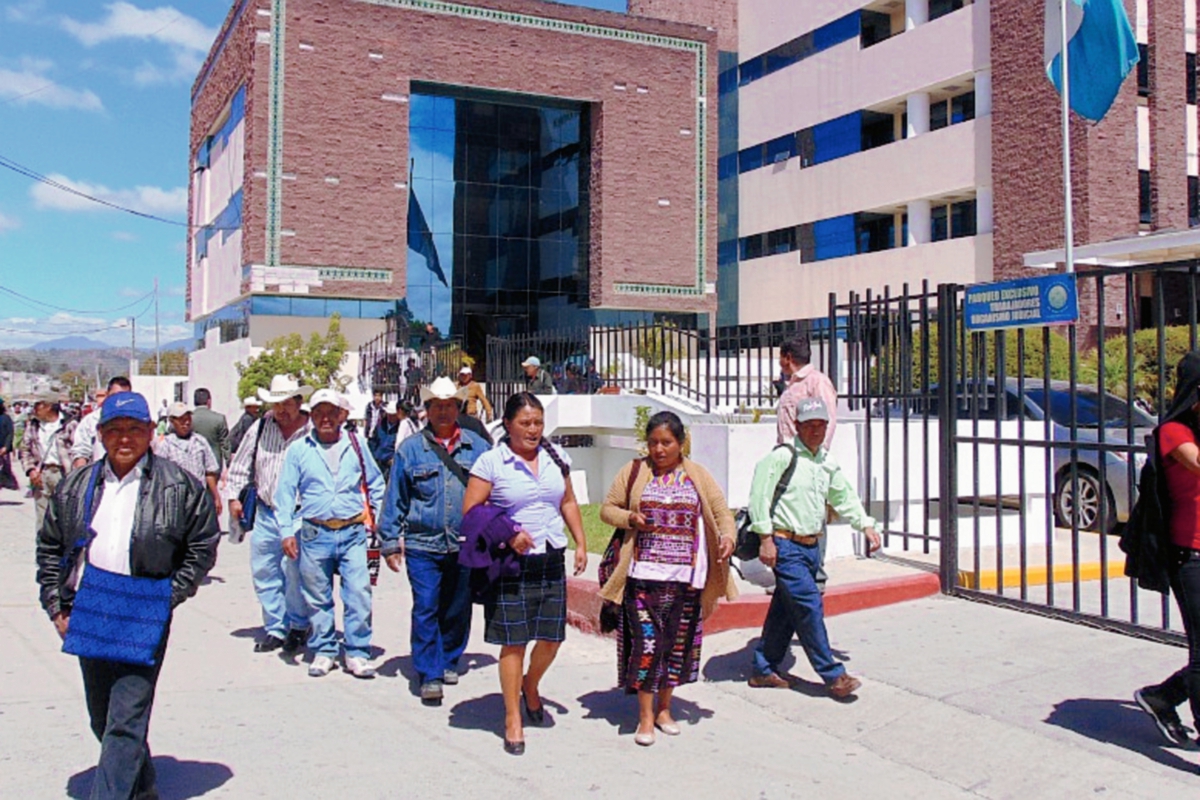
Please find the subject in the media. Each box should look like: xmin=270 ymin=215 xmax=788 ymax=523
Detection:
xmin=1044 ymin=0 xmax=1139 ymax=122
xmin=407 ymin=186 xmax=447 ymax=287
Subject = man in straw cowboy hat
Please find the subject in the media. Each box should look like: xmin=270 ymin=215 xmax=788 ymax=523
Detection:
xmin=380 ymin=376 xmax=491 ymax=704
xmin=274 ymin=389 xmax=385 ymax=678
xmin=228 ymin=375 xmax=314 ymax=654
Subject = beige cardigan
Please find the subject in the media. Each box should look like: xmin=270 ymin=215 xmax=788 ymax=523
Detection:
xmin=598 ymin=457 xmax=739 ymax=619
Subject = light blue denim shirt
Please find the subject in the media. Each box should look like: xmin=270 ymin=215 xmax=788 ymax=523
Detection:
xmin=469 ymin=441 xmax=571 ymax=554
xmin=273 ymin=431 xmax=386 ymax=531
xmin=378 ymin=427 xmax=490 ymax=555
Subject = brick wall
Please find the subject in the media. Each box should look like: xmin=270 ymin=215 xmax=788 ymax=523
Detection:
xmin=189 ymin=0 xmax=718 ymax=318
xmin=1149 ymin=0 xmax=1189 ymax=230
xmin=628 ymin=0 xmax=737 ymax=52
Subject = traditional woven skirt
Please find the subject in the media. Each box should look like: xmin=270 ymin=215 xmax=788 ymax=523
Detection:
xmin=618 ymin=577 xmax=703 ymax=693
xmin=484 ymin=548 xmax=567 ymax=646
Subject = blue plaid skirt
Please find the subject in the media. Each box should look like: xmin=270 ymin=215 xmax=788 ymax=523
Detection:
xmin=484 ymin=548 xmax=566 ymax=646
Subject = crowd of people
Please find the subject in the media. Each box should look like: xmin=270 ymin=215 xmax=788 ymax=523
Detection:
xmin=13 ymin=333 xmax=1200 ymax=798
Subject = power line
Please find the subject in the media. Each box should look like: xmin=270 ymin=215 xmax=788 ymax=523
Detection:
xmin=0 ymin=153 xmax=239 ymax=232
xmin=0 ymin=284 xmax=154 ymax=315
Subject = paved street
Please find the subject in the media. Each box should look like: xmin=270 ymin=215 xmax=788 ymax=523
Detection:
xmin=2 ymin=487 xmax=1198 ymax=799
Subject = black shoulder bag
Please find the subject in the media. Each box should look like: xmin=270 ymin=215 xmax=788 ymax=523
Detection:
xmin=734 ymin=444 xmax=799 ymax=562
xmin=236 ymin=417 xmax=268 ymax=531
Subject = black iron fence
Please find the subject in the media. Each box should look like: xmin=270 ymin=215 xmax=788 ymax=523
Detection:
xmin=357 ymin=317 xmax=465 ymax=398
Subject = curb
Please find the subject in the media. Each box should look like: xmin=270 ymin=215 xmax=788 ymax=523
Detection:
xmin=957 ymin=561 xmax=1124 ymax=590
xmin=566 ymin=572 xmax=942 ymax=636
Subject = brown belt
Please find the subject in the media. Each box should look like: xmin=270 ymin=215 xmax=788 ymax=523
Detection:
xmin=774 ymin=530 xmax=821 ymax=546
xmin=306 ymin=512 xmax=365 ymax=530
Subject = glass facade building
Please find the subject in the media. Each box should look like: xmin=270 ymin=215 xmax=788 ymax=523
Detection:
xmin=406 ymin=86 xmax=595 ymax=355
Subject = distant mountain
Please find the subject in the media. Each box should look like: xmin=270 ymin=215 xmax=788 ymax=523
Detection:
xmin=28 ymin=336 xmax=114 ymax=351
xmin=157 ymin=337 xmax=196 ymax=353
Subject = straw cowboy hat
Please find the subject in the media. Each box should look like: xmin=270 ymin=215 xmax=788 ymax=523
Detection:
xmin=257 ymin=375 xmax=314 ymax=404
xmin=420 ymin=376 xmax=467 ymax=404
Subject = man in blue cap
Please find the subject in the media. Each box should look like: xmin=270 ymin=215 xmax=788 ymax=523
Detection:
xmin=35 ymin=392 xmax=219 ymax=799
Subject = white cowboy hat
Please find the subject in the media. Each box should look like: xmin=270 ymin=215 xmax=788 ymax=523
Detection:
xmin=243 ymin=396 xmax=262 ymax=408
xmin=257 ymin=375 xmax=314 ymax=404
xmin=309 ymin=388 xmax=350 ymax=411
xmin=420 ymin=376 xmax=468 ymax=403
xmin=383 ymin=400 xmax=399 ymax=415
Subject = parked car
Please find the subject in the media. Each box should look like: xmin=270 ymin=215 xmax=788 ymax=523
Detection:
xmin=876 ymin=379 xmax=1153 ymax=532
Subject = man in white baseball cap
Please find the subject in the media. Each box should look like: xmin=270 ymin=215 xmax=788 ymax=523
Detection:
xmin=274 ymin=388 xmax=386 ymax=678
xmin=457 ymin=365 xmax=493 ymax=422
xmin=521 ymin=356 xmax=554 ymax=395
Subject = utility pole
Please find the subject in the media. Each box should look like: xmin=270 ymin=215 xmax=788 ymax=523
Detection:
xmin=130 ymin=316 xmax=137 ymax=374
xmin=154 ymin=277 xmax=161 ymax=376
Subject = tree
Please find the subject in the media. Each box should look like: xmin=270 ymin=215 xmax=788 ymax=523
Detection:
xmin=236 ymin=314 xmax=350 ymax=400
xmin=138 ymin=350 xmax=189 ymax=376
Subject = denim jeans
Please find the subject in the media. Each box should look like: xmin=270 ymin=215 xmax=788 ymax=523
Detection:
xmin=298 ymin=522 xmax=373 ymax=660
xmin=78 ymin=634 xmax=168 ymax=800
xmin=405 ymin=548 xmax=473 ymax=684
xmin=250 ymin=501 xmax=309 ymax=639
xmin=1149 ymin=548 xmax=1200 ymax=724
xmin=752 ymin=536 xmax=845 ymax=683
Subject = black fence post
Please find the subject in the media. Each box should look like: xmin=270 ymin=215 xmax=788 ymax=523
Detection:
xmin=937 ymin=282 xmax=960 ymax=595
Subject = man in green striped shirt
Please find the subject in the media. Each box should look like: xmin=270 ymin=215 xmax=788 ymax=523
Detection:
xmin=748 ymin=397 xmax=881 ymax=699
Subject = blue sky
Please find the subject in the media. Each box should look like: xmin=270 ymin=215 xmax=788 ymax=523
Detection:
xmin=0 ymin=0 xmax=625 ymax=349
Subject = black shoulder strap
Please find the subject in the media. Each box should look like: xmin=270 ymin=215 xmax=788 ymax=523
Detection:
xmin=770 ymin=444 xmax=800 ymax=520
xmin=423 ymin=428 xmax=470 ymax=487
xmin=247 ymin=415 xmax=267 ymax=485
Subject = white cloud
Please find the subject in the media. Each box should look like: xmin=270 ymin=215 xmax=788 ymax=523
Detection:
xmin=61 ymin=3 xmax=217 ymax=52
xmin=0 ymin=67 xmax=103 ymax=111
xmin=0 ymin=211 xmax=19 ymax=233
xmin=165 ymin=284 xmax=185 ymax=297
xmin=5 ymin=1 xmax=45 ymax=23
xmin=30 ymin=173 xmax=187 ymax=216
xmin=111 ymin=231 xmax=137 ymax=242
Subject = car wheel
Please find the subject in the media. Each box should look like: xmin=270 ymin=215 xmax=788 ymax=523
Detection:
xmin=1054 ymin=468 xmax=1117 ymax=534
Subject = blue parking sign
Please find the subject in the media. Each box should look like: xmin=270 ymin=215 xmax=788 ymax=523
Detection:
xmin=963 ymin=274 xmax=1079 ymax=332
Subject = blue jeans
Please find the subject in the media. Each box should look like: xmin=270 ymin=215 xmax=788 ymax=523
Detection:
xmin=405 ymin=548 xmax=473 ymax=684
xmin=752 ymin=537 xmax=845 ymax=683
xmin=250 ymin=501 xmax=309 ymax=638
xmin=298 ymin=522 xmax=373 ymax=660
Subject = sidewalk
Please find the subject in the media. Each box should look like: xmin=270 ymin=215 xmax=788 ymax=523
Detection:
xmin=1 ymin=485 xmax=1197 ymax=798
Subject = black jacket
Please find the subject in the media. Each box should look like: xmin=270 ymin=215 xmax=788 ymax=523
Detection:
xmin=229 ymin=411 xmax=257 ymax=455
xmin=35 ymin=452 xmax=220 ymax=618
xmin=1122 ymin=350 xmax=1200 ymax=593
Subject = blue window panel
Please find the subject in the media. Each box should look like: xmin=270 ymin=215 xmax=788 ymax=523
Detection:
xmin=738 ymin=146 xmax=764 ymax=173
xmin=739 ymin=57 xmax=765 ymax=86
xmin=813 ymin=215 xmax=856 ymax=261
xmin=719 ymin=68 xmax=738 ymax=96
xmin=717 ymin=239 xmax=738 ymax=266
xmin=814 ymin=11 xmax=860 ymax=50
xmin=812 ymin=112 xmax=862 ymax=165
xmin=290 ymin=297 xmax=325 ymax=317
xmin=765 ymin=133 xmax=797 ymax=164
xmin=718 ymin=152 xmax=738 ymax=181
xmin=360 ymin=300 xmax=395 ymax=319
xmin=252 ymin=296 xmax=291 ymax=315
xmin=195 ymin=229 xmax=209 ymax=259
xmin=326 ymin=299 xmax=361 ymax=318
xmin=230 ymin=85 xmax=245 ymax=125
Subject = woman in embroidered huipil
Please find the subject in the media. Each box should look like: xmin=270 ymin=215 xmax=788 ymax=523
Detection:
xmin=599 ymin=411 xmax=737 ymax=746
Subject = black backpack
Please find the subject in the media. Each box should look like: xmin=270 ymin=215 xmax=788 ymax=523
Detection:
xmin=1119 ymin=430 xmax=1171 ymax=595
xmin=734 ymin=444 xmax=800 ymax=562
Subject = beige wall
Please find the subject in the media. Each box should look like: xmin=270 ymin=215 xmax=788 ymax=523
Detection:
xmin=248 ymin=316 xmax=387 ymax=350
xmin=739 ymin=0 xmax=866 ymax=60
xmin=738 ymin=0 xmax=988 ymax=147
xmin=739 ymin=117 xmax=990 ymax=234
xmin=737 ymin=234 xmax=994 ymax=322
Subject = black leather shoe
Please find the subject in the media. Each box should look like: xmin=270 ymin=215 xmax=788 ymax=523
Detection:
xmin=503 ymin=739 xmax=525 ymax=756
xmin=282 ymin=628 xmax=308 ymax=654
xmin=522 ymin=689 xmax=545 ymax=725
xmin=254 ymin=635 xmax=285 ymax=653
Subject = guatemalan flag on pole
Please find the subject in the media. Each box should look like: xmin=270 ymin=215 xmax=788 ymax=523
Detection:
xmin=1044 ymin=0 xmax=1139 ymax=122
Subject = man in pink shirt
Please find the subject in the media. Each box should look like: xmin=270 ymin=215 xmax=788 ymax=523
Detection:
xmin=776 ymin=338 xmax=838 ymax=447
xmin=775 ymin=337 xmax=838 ymax=591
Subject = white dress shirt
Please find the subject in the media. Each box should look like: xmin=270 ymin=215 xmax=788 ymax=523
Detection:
xmin=39 ymin=418 xmax=63 ymax=467
xmin=88 ymin=458 xmax=144 ymax=575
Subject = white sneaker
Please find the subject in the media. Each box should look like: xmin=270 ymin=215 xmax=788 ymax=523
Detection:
xmin=308 ymin=655 xmax=337 ymax=677
xmin=344 ymin=656 xmax=376 ymax=679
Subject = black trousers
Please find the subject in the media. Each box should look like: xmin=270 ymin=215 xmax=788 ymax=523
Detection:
xmin=78 ymin=637 xmax=167 ymax=800
xmin=1151 ymin=548 xmax=1200 ymax=725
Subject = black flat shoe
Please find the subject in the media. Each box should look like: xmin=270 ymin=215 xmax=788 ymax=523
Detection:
xmin=282 ymin=628 xmax=308 ymax=654
xmin=503 ymin=739 xmax=525 ymax=756
xmin=254 ymin=635 xmax=284 ymax=653
xmin=521 ymin=690 xmax=545 ymax=725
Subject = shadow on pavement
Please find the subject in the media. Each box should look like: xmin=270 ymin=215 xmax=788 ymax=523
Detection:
xmin=703 ymin=638 xmax=798 ymax=683
xmin=0 ymin=500 xmax=23 ymax=506
xmin=67 ymin=756 xmax=233 ymax=799
xmin=228 ymin=626 xmax=261 ymax=640
xmin=447 ymin=693 xmax=506 ymax=738
xmin=1045 ymin=698 xmax=1199 ymax=773
xmin=576 ymin=688 xmax=715 ymax=735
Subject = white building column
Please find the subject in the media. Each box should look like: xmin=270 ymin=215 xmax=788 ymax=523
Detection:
xmin=907 ymin=199 xmax=932 ymax=245
xmin=975 ymin=69 xmax=992 ymax=117
xmin=976 ymin=188 xmax=994 ymax=235
xmin=907 ymin=92 xmax=930 ymax=139
xmin=906 ymin=0 xmax=928 ymax=30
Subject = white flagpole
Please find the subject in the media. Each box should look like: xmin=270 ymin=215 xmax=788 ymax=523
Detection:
xmin=1061 ymin=0 xmax=1076 ymax=274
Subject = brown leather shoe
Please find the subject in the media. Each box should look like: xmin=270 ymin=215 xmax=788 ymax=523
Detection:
xmin=828 ymin=674 xmax=861 ymax=699
xmin=748 ymin=672 xmax=791 ymax=689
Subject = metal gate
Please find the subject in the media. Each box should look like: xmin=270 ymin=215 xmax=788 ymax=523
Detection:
xmin=934 ymin=262 xmax=1200 ymax=645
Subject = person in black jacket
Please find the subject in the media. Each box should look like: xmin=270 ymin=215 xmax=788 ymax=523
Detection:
xmin=229 ymin=396 xmax=263 ymax=455
xmin=35 ymin=392 xmax=219 ymax=800
xmin=0 ymin=398 xmax=17 ymax=490
xmin=1131 ymin=351 xmax=1200 ymax=750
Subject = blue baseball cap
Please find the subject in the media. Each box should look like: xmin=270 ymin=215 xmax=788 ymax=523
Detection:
xmin=100 ymin=392 xmax=152 ymax=425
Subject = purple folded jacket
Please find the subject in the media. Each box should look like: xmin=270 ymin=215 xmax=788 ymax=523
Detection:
xmin=458 ymin=503 xmax=521 ymax=591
